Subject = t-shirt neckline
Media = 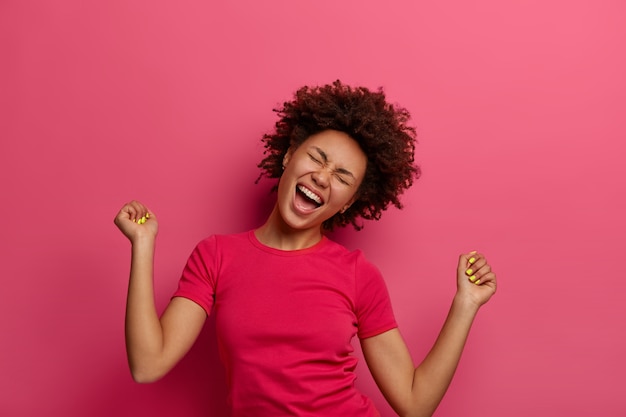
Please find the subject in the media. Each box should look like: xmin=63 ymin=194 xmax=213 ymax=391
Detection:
xmin=248 ymin=230 xmax=329 ymax=256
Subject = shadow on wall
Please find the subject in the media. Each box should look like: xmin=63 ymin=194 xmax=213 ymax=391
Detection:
xmin=91 ymin=171 xmax=274 ymax=417
xmin=97 ymin=316 xmax=229 ymax=417
xmin=240 ymin=177 xmax=279 ymax=232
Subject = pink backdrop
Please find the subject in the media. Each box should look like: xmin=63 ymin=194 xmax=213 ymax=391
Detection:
xmin=1 ymin=1 xmax=625 ymax=416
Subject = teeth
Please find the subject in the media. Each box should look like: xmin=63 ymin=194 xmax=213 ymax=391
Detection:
xmin=297 ymin=185 xmax=322 ymax=205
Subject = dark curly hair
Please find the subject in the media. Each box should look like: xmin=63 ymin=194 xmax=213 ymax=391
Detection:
xmin=257 ymin=80 xmax=420 ymax=231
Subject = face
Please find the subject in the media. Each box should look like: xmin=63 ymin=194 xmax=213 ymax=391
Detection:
xmin=276 ymin=130 xmax=367 ymax=232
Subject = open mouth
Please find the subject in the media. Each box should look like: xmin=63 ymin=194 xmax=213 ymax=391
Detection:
xmin=296 ymin=184 xmax=323 ymax=210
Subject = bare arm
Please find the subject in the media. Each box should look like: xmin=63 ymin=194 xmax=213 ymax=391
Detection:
xmin=115 ymin=201 xmax=207 ymax=383
xmin=361 ymin=252 xmax=497 ymax=417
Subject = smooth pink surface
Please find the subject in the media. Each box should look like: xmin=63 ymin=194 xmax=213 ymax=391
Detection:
xmin=1 ymin=1 xmax=625 ymax=416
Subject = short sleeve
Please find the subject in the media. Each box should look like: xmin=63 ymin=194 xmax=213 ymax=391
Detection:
xmin=172 ymin=236 xmax=218 ymax=315
xmin=354 ymin=252 xmax=397 ymax=339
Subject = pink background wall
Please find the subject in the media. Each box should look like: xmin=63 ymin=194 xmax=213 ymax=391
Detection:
xmin=1 ymin=1 xmax=625 ymax=416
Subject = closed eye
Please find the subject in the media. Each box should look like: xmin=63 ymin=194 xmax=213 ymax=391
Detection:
xmin=335 ymin=174 xmax=350 ymax=185
xmin=308 ymin=153 xmax=322 ymax=164
xmin=309 ymin=146 xmax=356 ymax=186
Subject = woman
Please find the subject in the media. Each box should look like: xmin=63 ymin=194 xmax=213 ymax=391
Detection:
xmin=114 ymin=81 xmax=497 ymax=417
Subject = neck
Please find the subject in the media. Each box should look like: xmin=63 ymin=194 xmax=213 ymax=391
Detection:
xmin=255 ymin=205 xmax=324 ymax=251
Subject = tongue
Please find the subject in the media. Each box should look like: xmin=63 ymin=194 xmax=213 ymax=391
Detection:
xmin=295 ymin=189 xmax=318 ymax=210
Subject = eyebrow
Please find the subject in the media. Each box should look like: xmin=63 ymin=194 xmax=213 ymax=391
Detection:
xmin=312 ymin=146 xmax=355 ymax=178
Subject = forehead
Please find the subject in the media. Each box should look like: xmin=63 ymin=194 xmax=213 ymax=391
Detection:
xmin=299 ymin=130 xmax=367 ymax=163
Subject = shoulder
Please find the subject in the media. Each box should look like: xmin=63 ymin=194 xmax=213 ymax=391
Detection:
xmin=319 ymin=236 xmax=358 ymax=261
xmin=321 ymin=237 xmax=381 ymax=275
xmin=188 ymin=231 xmax=252 ymax=261
xmin=194 ymin=230 xmax=249 ymax=248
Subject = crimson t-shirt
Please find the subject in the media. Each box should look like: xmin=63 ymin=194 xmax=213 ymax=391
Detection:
xmin=173 ymin=231 xmax=397 ymax=416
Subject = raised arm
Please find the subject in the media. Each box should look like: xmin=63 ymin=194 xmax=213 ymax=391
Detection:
xmin=361 ymin=252 xmax=497 ymax=417
xmin=115 ymin=201 xmax=207 ymax=383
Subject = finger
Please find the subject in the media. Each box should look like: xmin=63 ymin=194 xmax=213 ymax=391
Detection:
xmin=469 ymin=262 xmax=491 ymax=283
xmin=144 ymin=210 xmax=155 ymax=224
xmin=458 ymin=251 xmax=477 ymax=274
xmin=128 ymin=200 xmax=150 ymax=223
xmin=463 ymin=251 xmax=486 ymax=269
xmin=465 ymin=253 xmax=495 ymax=285
xmin=463 ymin=253 xmax=485 ymax=278
xmin=121 ymin=204 xmax=138 ymax=223
xmin=126 ymin=202 xmax=141 ymax=223
xmin=473 ymin=271 xmax=497 ymax=289
xmin=135 ymin=202 xmax=154 ymax=225
xmin=466 ymin=251 xmax=479 ymax=268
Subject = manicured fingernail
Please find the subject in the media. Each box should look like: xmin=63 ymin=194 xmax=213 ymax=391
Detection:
xmin=475 ymin=279 xmax=481 ymax=285
xmin=133 ymin=218 xmax=136 ymax=223
xmin=469 ymin=257 xmax=476 ymax=265
xmin=469 ymin=275 xmax=477 ymax=282
xmin=146 ymin=213 xmax=150 ymax=219
xmin=140 ymin=216 xmax=146 ymax=224
xmin=465 ymin=268 xmax=473 ymax=276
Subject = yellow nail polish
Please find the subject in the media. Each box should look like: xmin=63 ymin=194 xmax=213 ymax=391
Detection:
xmin=469 ymin=257 xmax=476 ymax=265
xmin=146 ymin=213 xmax=150 ymax=219
xmin=465 ymin=268 xmax=473 ymax=276
xmin=475 ymin=279 xmax=481 ymax=285
xmin=469 ymin=275 xmax=477 ymax=282
xmin=140 ymin=217 xmax=146 ymax=224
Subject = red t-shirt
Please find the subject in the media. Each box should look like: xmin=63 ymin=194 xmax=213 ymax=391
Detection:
xmin=174 ymin=231 xmax=397 ymax=416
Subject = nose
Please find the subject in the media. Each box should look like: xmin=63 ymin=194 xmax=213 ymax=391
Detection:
xmin=311 ymin=168 xmax=330 ymax=188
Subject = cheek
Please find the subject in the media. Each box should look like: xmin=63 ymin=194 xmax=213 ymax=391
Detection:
xmin=276 ymin=176 xmax=293 ymax=201
xmin=334 ymin=187 xmax=358 ymax=207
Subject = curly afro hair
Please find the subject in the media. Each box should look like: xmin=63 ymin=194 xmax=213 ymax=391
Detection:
xmin=257 ymin=80 xmax=420 ymax=231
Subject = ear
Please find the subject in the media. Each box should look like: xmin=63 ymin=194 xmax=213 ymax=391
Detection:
xmin=282 ymin=147 xmax=294 ymax=168
xmin=340 ymin=196 xmax=357 ymax=214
